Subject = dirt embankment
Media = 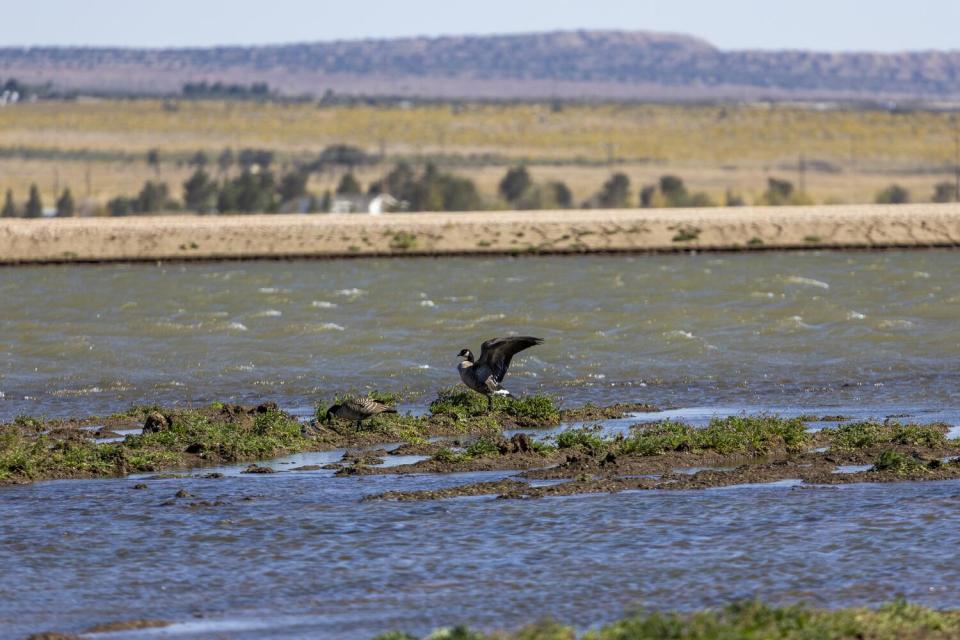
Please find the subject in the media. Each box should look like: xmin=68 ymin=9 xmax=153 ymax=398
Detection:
xmin=361 ymin=421 xmax=960 ymax=501
xmin=2 ymin=204 xmax=960 ymax=264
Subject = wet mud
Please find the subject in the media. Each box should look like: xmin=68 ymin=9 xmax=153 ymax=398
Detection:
xmin=363 ymin=421 xmax=960 ymax=501
xmin=0 ymin=391 xmax=569 ymax=484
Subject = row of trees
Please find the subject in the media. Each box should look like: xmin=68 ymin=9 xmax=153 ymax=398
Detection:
xmin=5 ymin=165 xmax=960 ymax=218
xmin=1 ymin=186 xmax=74 ymax=218
xmin=181 ymin=81 xmax=270 ymax=100
xmin=497 ymin=167 xmax=815 ymax=210
xmin=145 ymin=147 xmax=277 ymax=177
xmin=143 ymin=144 xmax=374 ymax=178
xmin=875 ymin=181 xmax=959 ymax=204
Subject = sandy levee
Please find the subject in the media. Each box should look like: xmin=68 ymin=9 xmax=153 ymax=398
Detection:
xmin=2 ymin=203 xmax=960 ymax=264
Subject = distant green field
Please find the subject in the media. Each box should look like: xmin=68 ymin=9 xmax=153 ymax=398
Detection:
xmin=0 ymin=99 xmax=957 ymax=210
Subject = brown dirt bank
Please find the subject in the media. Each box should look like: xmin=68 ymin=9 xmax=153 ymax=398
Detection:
xmin=362 ymin=422 xmax=960 ymax=501
xmin=367 ymin=453 xmax=960 ymax=502
xmin=2 ymin=203 xmax=960 ymax=264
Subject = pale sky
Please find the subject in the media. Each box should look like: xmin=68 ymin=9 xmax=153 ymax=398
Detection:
xmin=3 ymin=0 xmax=959 ymax=52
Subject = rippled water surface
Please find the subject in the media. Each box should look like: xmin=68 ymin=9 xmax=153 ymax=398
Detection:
xmin=3 ymin=251 xmax=960 ymax=418
xmin=3 ymin=251 xmax=960 ymax=638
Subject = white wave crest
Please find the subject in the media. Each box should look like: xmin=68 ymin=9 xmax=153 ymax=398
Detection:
xmin=878 ymin=319 xmax=914 ymax=329
xmin=335 ymin=288 xmax=367 ymax=297
xmin=420 ymin=300 xmax=436 ymax=307
xmin=52 ymin=386 xmax=104 ymax=397
xmin=311 ymin=301 xmax=338 ymax=309
xmin=227 ymin=322 xmax=248 ymax=331
xmin=846 ymin=311 xmax=866 ymax=320
xmin=786 ymin=276 xmax=830 ymax=289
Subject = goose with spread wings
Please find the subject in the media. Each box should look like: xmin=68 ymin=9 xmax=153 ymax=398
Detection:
xmin=457 ymin=336 xmax=543 ymax=410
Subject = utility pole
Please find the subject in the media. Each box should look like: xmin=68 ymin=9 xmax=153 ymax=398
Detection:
xmin=953 ymin=114 xmax=960 ymax=201
xmin=798 ymin=153 xmax=807 ymax=195
xmin=848 ymin=134 xmax=857 ymax=203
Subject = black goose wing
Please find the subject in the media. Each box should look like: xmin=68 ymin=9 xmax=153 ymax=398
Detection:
xmin=477 ymin=336 xmax=543 ymax=383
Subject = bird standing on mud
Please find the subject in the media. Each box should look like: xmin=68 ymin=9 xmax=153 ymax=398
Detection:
xmin=457 ymin=336 xmax=543 ymax=411
xmin=325 ymin=397 xmax=397 ymax=429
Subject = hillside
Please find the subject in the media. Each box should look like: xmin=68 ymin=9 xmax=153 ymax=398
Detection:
xmin=1 ymin=30 xmax=959 ymax=101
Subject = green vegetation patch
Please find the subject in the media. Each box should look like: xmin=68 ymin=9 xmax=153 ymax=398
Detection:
xmin=553 ymin=415 xmax=809 ymax=459
xmin=831 ymin=421 xmax=947 ymax=450
xmin=315 ymin=390 xmax=525 ymax=443
xmin=428 ymin=386 xmax=560 ymax=427
xmin=555 ymin=426 xmax=608 ymax=453
xmin=870 ymin=450 xmax=931 ymax=475
xmin=587 ymin=599 xmax=960 ymax=640
xmin=390 ymin=231 xmax=418 ymax=250
xmin=126 ymin=405 xmax=308 ymax=462
xmin=0 ymin=403 xmax=311 ymax=484
xmin=622 ymin=415 xmax=809 ymax=457
xmin=671 ymin=226 xmax=700 ymax=242
xmin=372 ymin=599 xmax=960 ymax=639
xmin=431 ymin=434 xmax=556 ymax=464
xmin=0 ymin=427 xmax=178 ymax=483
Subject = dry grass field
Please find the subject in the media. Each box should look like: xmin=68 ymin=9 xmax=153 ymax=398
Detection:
xmin=0 ymin=99 xmax=958 ymax=210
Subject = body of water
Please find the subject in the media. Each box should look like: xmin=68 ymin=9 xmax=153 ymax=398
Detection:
xmin=2 ymin=251 xmax=960 ymax=638
xmin=2 ymin=251 xmax=959 ymax=419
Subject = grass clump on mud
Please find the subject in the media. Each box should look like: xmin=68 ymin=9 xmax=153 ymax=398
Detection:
xmin=315 ymin=387 xmax=558 ymax=445
xmin=870 ymin=450 xmax=934 ymax=475
xmin=0 ymin=426 xmax=179 ymax=483
xmin=431 ymin=434 xmax=556 ymax=465
xmin=554 ymin=415 xmax=810 ymax=457
xmin=555 ymin=426 xmax=607 ymax=453
xmin=830 ymin=421 xmax=948 ymax=450
xmin=314 ymin=391 xmax=432 ymax=444
xmin=372 ymin=600 xmax=960 ymax=639
xmin=428 ymin=386 xmax=560 ymax=427
xmin=0 ymin=402 xmax=311 ymax=484
xmin=126 ymin=403 xmax=307 ymax=461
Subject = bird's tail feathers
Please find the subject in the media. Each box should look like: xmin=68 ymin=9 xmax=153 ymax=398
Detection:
xmin=383 ymin=407 xmax=398 ymax=413
xmin=493 ymin=389 xmax=512 ymax=397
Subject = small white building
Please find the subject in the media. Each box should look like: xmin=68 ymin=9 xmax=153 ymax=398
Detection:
xmin=0 ymin=90 xmax=20 ymax=107
xmin=331 ymin=193 xmax=404 ymax=215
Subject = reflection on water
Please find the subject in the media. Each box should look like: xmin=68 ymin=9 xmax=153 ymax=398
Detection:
xmin=2 ymin=251 xmax=960 ymax=419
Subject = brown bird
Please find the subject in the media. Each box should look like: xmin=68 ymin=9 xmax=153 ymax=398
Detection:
xmin=457 ymin=336 xmax=543 ymax=411
xmin=324 ymin=397 xmax=397 ymax=429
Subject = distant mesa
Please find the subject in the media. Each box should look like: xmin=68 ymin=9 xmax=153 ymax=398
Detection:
xmin=1 ymin=30 xmax=959 ymax=101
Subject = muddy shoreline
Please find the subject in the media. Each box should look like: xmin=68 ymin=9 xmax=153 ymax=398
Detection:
xmin=2 ymin=204 xmax=960 ymax=264
xmin=5 ymin=392 xmax=960 ymax=497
